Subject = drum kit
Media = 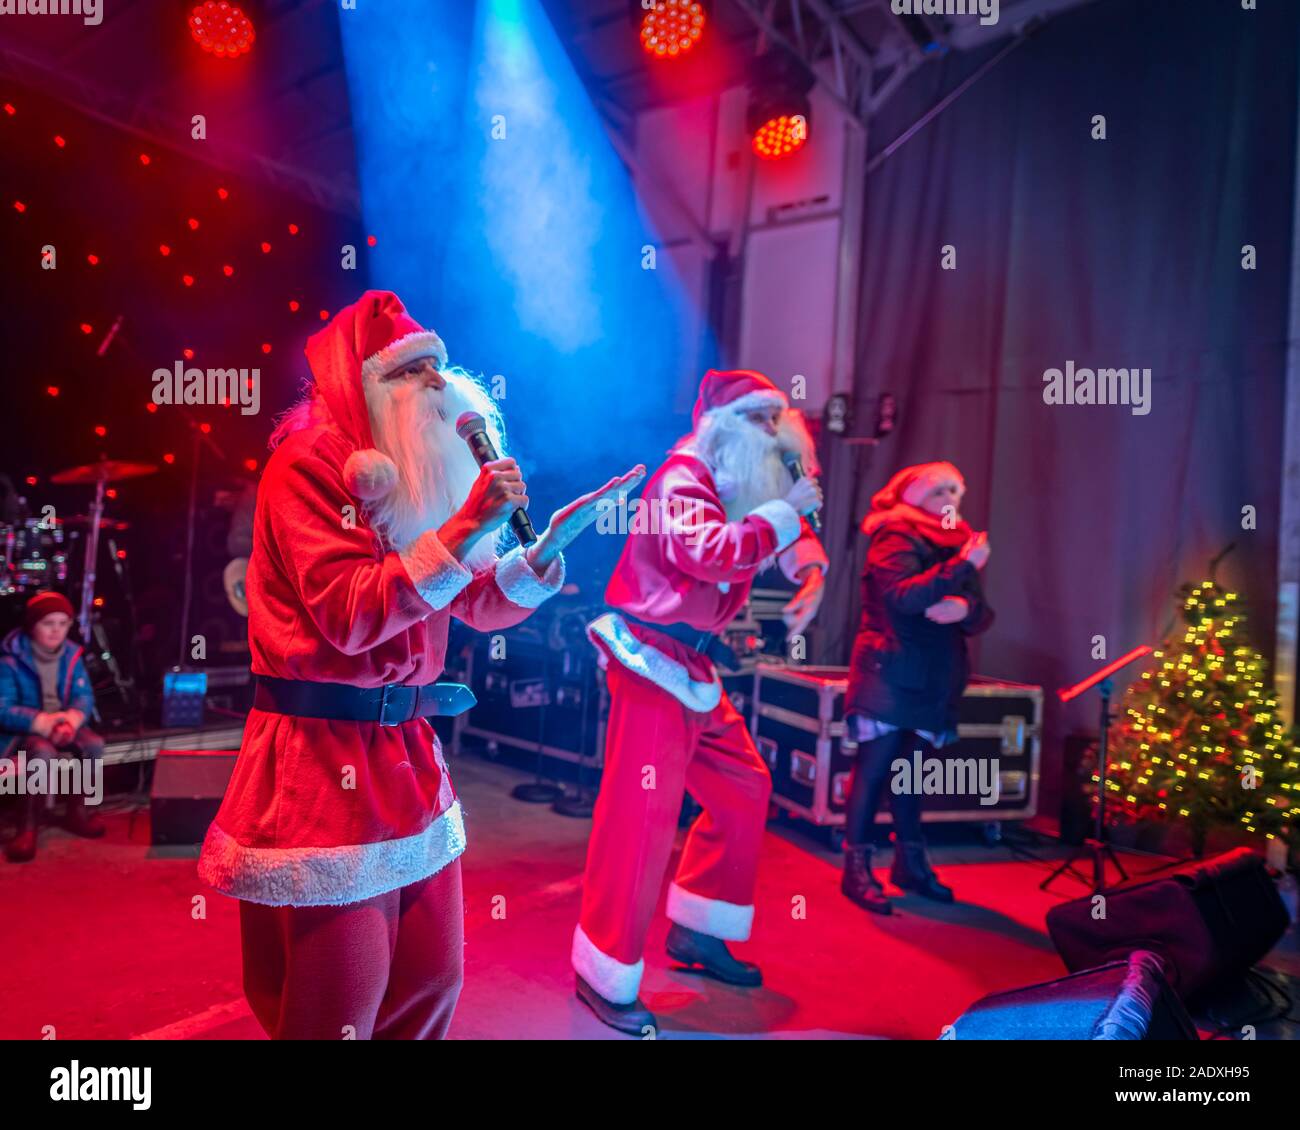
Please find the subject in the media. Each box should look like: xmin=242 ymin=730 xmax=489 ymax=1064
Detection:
xmin=1 ymin=457 xmax=157 ymax=723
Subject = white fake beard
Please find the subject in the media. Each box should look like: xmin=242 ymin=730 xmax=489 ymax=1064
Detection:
xmin=691 ymin=407 xmax=818 ymax=521
xmin=364 ymin=367 xmax=505 ymax=571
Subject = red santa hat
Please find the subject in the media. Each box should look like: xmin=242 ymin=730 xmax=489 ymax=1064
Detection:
xmin=304 ymin=290 xmax=447 ymax=502
xmin=691 ymin=368 xmax=788 ymax=429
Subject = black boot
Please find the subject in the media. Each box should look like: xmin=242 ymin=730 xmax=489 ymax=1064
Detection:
xmin=841 ymin=844 xmax=892 ymax=914
xmin=890 ymin=840 xmax=954 ymax=902
xmin=575 ymin=976 xmax=658 ymax=1036
xmin=65 ymin=795 xmax=106 ymax=839
xmin=665 ymin=923 xmax=762 ymax=987
xmin=6 ymin=795 xmax=38 ymax=863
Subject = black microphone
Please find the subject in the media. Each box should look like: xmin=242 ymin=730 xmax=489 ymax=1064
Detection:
xmin=781 ymin=451 xmax=821 ymax=532
xmin=455 ymin=411 xmax=537 ymax=547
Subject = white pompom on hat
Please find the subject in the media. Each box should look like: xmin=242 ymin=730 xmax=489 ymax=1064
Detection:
xmin=304 ymin=291 xmax=446 ymax=502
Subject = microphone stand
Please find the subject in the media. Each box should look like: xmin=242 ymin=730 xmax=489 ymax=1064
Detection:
xmin=174 ymin=408 xmax=226 ymax=671
xmin=1041 ymin=645 xmax=1152 ymax=894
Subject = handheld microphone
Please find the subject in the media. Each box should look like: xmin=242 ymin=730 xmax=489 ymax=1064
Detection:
xmin=455 ymin=411 xmax=537 ymax=547
xmin=781 ymin=451 xmax=821 ymax=532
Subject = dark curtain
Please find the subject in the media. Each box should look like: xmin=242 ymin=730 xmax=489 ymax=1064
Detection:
xmin=817 ymin=0 xmax=1298 ymax=828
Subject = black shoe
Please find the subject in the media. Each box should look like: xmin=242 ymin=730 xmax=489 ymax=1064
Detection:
xmin=5 ymin=796 xmax=37 ymax=863
xmin=65 ymin=796 xmax=106 ymax=839
xmin=841 ymin=844 xmax=892 ymax=914
xmin=575 ymin=976 xmax=657 ymax=1036
xmin=665 ymin=923 xmax=762 ymax=987
xmin=890 ymin=840 xmax=954 ymax=902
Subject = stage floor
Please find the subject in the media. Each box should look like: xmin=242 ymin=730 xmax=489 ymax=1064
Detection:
xmin=2 ymin=754 xmax=1297 ymax=1040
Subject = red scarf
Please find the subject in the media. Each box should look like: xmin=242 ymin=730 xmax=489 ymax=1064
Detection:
xmin=861 ymin=502 xmax=970 ymax=548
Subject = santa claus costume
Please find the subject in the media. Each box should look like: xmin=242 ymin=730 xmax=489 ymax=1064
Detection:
xmin=197 ymin=291 xmax=571 ymax=1040
xmin=574 ymin=369 xmax=828 ymax=1033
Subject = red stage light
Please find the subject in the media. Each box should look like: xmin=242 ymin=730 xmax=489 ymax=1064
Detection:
xmin=260 ymin=241 xmax=272 ymax=253
xmin=87 ymin=254 xmax=99 ymax=265
xmin=367 ymin=234 xmax=377 ymax=247
xmin=751 ymin=113 xmax=810 ymax=160
xmin=159 ymin=243 xmax=172 ymax=256
xmin=25 ymin=476 xmax=37 ymax=487
xmin=261 ymin=343 xmax=272 ymax=354
xmin=223 ymin=264 xmax=234 ymax=277
xmin=80 ymin=323 xmax=93 ymax=335
xmin=13 ymin=200 xmax=26 ymax=213
xmin=116 ymin=548 xmax=127 ymax=559
xmin=319 ymin=309 xmax=329 ymax=321
xmin=288 ymin=300 xmax=300 ymax=311
xmin=3 ymin=103 xmax=15 ymax=116
xmin=217 ymin=187 xmax=229 ymax=200
xmin=189 ymin=1 xmax=255 ymax=59
xmin=288 ymin=223 xmax=300 ymax=235
xmin=200 ymin=423 xmax=212 ymax=434
xmin=139 ymin=153 xmax=151 ymax=165
xmin=188 ymin=217 xmax=200 ymax=230
xmin=244 ymin=458 xmax=258 ymax=472
xmin=182 ymin=274 xmax=195 ymax=287
xmin=54 ymin=135 xmax=66 ymax=148
xmin=183 ymin=349 xmax=194 ymax=359
xmin=93 ymin=597 xmax=104 ymax=608
xmin=46 ymin=386 xmax=59 ymax=397
xmin=163 ymin=453 xmax=176 ymax=465
xmin=147 ymin=403 xmax=159 ymax=413
xmin=106 ymin=489 xmax=118 ymax=500
xmin=94 ymin=425 xmax=107 ymax=437
xmin=639 ymin=0 xmax=706 ymax=60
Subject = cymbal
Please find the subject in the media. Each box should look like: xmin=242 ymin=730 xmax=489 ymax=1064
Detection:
xmin=51 ymin=459 xmax=159 ymax=485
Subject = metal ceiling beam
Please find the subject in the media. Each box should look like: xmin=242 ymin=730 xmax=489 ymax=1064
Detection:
xmin=728 ymin=0 xmax=874 ymax=128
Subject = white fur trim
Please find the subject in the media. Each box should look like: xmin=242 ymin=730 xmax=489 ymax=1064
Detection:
xmin=708 ymin=389 xmax=787 ymax=416
xmin=572 ymin=923 xmax=644 ymax=1005
xmin=587 ymin=612 xmax=722 ymax=713
xmin=779 ymin=535 xmax=829 ymax=584
xmin=360 ymin=330 xmax=449 ymax=382
xmin=666 ymin=881 xmax=754 ymax=942
xmin=494 ymin=545 xmax=565 ymax=608
xmin=197 ymin=800 xmax=467 ymax=907
xmin=343 ymin=448 xmax=399 ymax=502
xmin=748 ymin=498 xmax=802 ymax=552
xmin=399 ymin=530 xmax=474 ymax=611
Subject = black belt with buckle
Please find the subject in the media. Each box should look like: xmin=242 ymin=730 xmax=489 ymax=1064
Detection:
xmin=618 ymin=612 xmax=741 ymax=673
xmin=253 ymin=676 xmax=477 ymax=727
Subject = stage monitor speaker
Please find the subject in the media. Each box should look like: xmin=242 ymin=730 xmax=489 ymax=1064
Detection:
xmin=150 ymin=748 xmax=237 ymax=846
xmin=1045 ymin=847 xmax=1289 ymax=1004
xmin=947 ymin=950 xmax=1197 ymax=1040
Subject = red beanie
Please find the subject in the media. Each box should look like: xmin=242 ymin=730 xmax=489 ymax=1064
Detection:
xmin=24 ymin=590 xmax=75 ymax=632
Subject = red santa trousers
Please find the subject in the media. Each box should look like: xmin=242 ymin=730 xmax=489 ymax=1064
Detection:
xmin=238 ymin=858 xmax=463 ymax=1040
xmin=574 ymin=660 xmax=772 ymax=1004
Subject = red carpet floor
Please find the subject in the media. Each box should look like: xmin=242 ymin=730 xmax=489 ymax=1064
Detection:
xmin=1 ymin=755 xmax=1294 ymax=1040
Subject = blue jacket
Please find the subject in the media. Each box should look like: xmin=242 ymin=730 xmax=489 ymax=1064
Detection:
xmin=0 ymin=628 xmax=95 ymax=759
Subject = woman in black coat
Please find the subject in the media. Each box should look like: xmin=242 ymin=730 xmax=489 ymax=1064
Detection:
xmin=842 ymin=462 xmax=993 ymax=914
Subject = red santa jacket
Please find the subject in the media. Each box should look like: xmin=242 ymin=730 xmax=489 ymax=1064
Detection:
xmin=197 ymin=425 xmax=564 ymax=907
xmin=588 ymin=451 xmax=826 ymax=712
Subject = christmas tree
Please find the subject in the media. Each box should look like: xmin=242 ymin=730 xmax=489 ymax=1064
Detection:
xmin=1105 ymin=580 xmax=1299 ymax=858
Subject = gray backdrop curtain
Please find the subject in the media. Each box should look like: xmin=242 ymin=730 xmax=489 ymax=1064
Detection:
xmin=816 ymin=0 xmax=1299 ymax=828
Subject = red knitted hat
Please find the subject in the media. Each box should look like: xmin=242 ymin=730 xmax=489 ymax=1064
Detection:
xmin=24 ymin=590 xmax=75 ymax=632
xmin=691 ymin=369 xmax=787 ymax=428
xmin=304 ymin=290 xmax=446 ymax=501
